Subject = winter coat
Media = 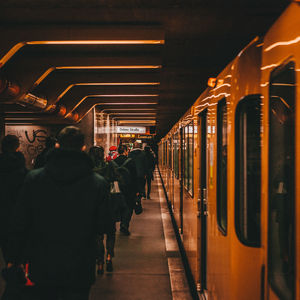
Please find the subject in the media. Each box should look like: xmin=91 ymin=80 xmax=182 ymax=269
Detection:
xmin=128 ymin=149 xmax=147 ymax=179
xmin=114 ymin=155 xmax=137 ymax=207
xmin=34 ymin=147 xmax=51 ymax=169
xmin=144 ymin=151 xmax=156 ymax=176
xmin=0 ymin=152 xmax=27 ymax=244
xmin=7 ymin=148 xmax=113 ymax=288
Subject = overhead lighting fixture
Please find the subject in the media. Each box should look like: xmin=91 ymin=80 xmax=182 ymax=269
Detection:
xmin=99 ymin=102 xmax=158 ymax=105
xmin=0 ymin=40 xmax=164 ymax=66
xmin=102 ymin=108 xmax=157 ymax=111
xmin=96 ymin=102 xmax=158 ymax=105
xmin=33 ymin=66 xmax=162 ymax=87
xmin=57 ymin=66 xmax=161 ymax=70
xmin=86 ymin=94 xmax=159 ymax=97
xmin=118 ymin=120 xmax=156 ymax=124
xmin=57 ymin=82 xmax=160 ymax=100
xmin=70 ymin=95 xmax=159 ymax=112
xmin=111 ymin=113 xmax=157 ymax=115
xmin=27 ymin=40 xmax=164 ymax=45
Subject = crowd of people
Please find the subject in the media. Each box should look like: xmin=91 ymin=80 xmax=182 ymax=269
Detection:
xmin=0 ymin=126 xmax=156 ymax=300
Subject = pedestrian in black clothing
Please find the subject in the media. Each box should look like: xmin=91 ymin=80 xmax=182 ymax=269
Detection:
xmin=0 ymin=135 xmax=27 ymax=264
xmin=144 ymin=146 xmax=156 ymax=199
xmin=6 ymin=126 xmax=113 ymax=300
xmin=114 ymin=144 xmax=137 ymax=235
xmin=34 ymin=136 xmax=56 ymax=169
xmin=88 ymin=146 xmax=115 ymax=274
xmin=128 ymin=141 xmax=147 ymax=198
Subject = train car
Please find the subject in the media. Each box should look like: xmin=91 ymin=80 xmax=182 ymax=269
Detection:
xmin=158 ymin=2 xmax=300 ymax=299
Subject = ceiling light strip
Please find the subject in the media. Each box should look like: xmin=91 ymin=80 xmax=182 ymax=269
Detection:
xmin=57 ymin=82 xmax=160 ymax=101
xmin=56 ymin=66 xmax=161 ymax=70
xmin=86 ymin=94 xmax=159 ymax=97
xmin=33 ymin=66 xmax=162 ymax=87
xmin=69 ymin=94 xmax=158 ymax=113
xmin=0 ymin=39 xmax=164 ymax=67
xmin=27 ymin=40 xmax=164 ymax=45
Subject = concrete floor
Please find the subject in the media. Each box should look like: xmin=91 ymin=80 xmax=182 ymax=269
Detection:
xmin=90 ymin=172 xmax=173 ymax=300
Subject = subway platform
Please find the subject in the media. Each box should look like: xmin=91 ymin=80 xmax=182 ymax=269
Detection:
xmin=0 ymin=170 xmax=193 ymax=300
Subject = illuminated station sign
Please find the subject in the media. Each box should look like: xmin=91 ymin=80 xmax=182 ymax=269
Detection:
xmin=116 ymin=126 xmax=146 ymax=134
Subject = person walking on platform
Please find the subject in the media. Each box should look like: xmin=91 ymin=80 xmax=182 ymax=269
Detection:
xmin=6 ymin=126 xmax=113 ymax=300
xmin=105 ymin=145 xmax=118 ymax=162
xmin=128 ymin=141 xmax=147 ymax=199
xmin=114 ymin=144 xmax=137 ymax=235
xmin=144 ymin=146 xmax=156 ymax=199
xmin=33 ymin=136 xmax=56 ymax=169
xmin=0 ymin=135 xmax=27 ymax=264
xmin=88 ymin=145 xmax=116 ymax=275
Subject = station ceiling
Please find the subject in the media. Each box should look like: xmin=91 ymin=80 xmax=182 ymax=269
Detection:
xmin=0 ymin=0 xmax=289 ymax=140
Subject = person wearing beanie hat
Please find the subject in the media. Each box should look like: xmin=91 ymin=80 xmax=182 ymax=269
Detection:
xmin=106 ymin=146 xmax=118 ymax=162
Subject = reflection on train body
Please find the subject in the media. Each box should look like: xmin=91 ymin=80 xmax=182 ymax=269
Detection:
xmin=159 ymin=2 xmax=300 ymax=299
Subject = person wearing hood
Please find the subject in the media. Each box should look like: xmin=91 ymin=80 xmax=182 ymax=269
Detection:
xmin=6 ymin=126 xmax=113 ymax=300
xmin=33 ymin=136 xmax=56 ymax=169
xmin=128 ymin=141 xmax=147 ymax=198
xmin=0 ymin=135 xmax=27 ymax=264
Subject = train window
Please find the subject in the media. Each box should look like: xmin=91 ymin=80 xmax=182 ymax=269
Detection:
xmin=174 ymin=132 xmax=179 ymax=179
xmin=183 ymin=125 xmax=187 ymax=188
xmin=168 ymin=138 xmax=172 ymax=169
xmin=268 ymin=61 xmax=295 ymax=300
xmin=235 ymin=95 xmax=261 ymax=247
xmin=217 ymin=98 xmax=227 ymax=235
xmin=188 ymin=121 xmax=194 ymax=195
xmin=163 ymin=141 xmax=167 ymax=166
xmin=183 ymin=122 xmax=194 ymax=195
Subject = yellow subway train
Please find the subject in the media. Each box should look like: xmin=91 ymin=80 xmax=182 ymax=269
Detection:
xmin=158 ymin=2 xmax=300 ymax=299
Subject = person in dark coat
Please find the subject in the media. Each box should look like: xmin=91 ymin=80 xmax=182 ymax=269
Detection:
xmin=144 ymin=146 xmax=156 ymax=199
xmin=33 ymin=136 xmax=56 ymax=169
xmin=0 ymin=135 xmax=27 ymax=264
xmin=88 ymin=145 xmax=116 ymax=274
xmin=128 ymin=141 xmax=147 ymax=198
xmin=114 ymin=144 xmax=137 ymax=235
xmin=6 ymin=126 xmax=113 ymax=300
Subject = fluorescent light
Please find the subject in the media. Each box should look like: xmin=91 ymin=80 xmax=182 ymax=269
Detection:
xmin=111 ymin=113 xmax=157 ymax=115
xmin=33 ymin=66 xmax=162 ymax=87
xmin=0 ymin=40 xmax=164 ymax=66
xmin=57 ymin=82 xmax=160 ymax=100
xmin=27 ymin=40 xmax=164 ymax=45
xmin=85 ymin=94 xmax=159 ymax=97
xmin=57 ymin=66 xmax=161 ymax=70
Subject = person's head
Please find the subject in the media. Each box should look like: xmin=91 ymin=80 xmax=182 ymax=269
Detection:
xmin=144 ymin=145 xmax=151 ymax=153
xmin=57 ymin=126 xmax=85 ymax=151
xmin=89 ymin=146 xmax=105 ymax=163
xmin=45 ymin=136 xmax=57 ymax=149
xmin=109 ymin=145 xmax=117 ymax=152
xmin=133 ymin=141 xmax=142 ymax=149
xmin=1 ymin=134 xmax=20 ymax=153
xmin=118 ymin=144 xmax=128 ymax=156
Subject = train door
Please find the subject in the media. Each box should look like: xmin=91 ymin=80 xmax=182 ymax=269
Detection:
xmin=267 ymin=62 xmax=295 ymax=300
xmin=198 ymin=109 xmax=207 ymax=291
xmin=180 ymin=127 xmax=184 ymax=231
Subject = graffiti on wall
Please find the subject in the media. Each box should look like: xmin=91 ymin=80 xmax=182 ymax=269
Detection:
xmin=5 ymin=125 xmax=52 ymax=169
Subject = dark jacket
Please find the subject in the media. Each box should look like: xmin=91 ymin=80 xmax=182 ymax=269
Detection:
xmin=34 ymin=147 xmax=51 ymax=169
xmin=144 ymin=151 xmax=156 ymax=176
xmin=128 ymin=149 xmax=147 ymax=179
xmin=114 ymin=155 xmax=137 ymax=207
xmin=7 ymin=149 xmax=112 ymax=288
xmin=0 ymin=152 xmax=27 ymax=243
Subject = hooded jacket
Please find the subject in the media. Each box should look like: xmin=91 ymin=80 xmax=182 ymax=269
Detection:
xmin=7 ymin=148 xmax=112 ymax=287
xmin=128 ymin=148 xmax=147 ymax=178
xmin=0 ymin=152 xmax=27 ymax=242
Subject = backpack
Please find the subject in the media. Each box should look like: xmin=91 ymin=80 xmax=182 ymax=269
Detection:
xmin=110 ymin=159 xmax=132 ymax=195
